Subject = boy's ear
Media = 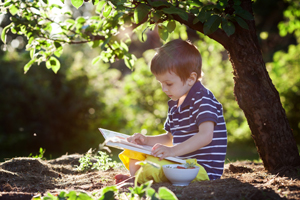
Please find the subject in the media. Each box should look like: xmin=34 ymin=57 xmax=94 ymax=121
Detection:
xmin=188 ymin=72 xmax=197 ymax=85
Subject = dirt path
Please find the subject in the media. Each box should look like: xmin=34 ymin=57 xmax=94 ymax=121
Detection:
xmin=0 ymin=154 xmax=300 ymax=199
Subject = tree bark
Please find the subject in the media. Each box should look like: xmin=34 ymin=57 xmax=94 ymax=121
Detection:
xmin=223 ymin=0 xmax=300 ymax=171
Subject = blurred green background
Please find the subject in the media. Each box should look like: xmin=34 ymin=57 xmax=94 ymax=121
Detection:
xmin=0 ymin=0 xmax=299 ymax=162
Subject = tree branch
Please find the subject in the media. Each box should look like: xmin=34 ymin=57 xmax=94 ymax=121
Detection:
xmin=172 ymin=13 xmax=230 ymax=49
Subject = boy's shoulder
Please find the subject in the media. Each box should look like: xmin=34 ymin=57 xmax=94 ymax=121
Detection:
xmin=191 ymin=82 xmax=215 ymax=100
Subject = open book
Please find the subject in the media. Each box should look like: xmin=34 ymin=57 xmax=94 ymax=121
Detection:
xmin=99 ymin=128 xmax=185 ymax=164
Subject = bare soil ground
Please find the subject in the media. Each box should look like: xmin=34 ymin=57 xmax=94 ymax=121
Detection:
xmin=0 ymin=154 xmax=300 ymax=200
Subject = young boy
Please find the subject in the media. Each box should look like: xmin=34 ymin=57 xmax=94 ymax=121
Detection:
xmin=115 ymin=39 xmax=227 ymax=184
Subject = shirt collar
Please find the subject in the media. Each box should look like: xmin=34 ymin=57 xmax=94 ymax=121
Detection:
xmin=167 ymin=81 xmax=202 ymax=110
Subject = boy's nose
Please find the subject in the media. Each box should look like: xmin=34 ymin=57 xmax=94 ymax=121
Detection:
xmin=162 ymin=85 xmax=168 ymax=92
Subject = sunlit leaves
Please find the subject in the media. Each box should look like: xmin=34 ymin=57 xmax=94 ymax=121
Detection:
xmin=124 ymin=53 xmax=137 ymax=70
xmin=1 ymin=23 xmax=13 ymax=43
xmin=167 ymin=20 xmax=176 ymax=33
xmin=71 ymin=0 xmax=84 ymax=9
xmin=278 ymin=1 xmax=300 ymax=41
xmin=157 ymin=187 xmax=178 ymax=200
xmin=134 ymin=4 xmax=150 ymax=24
xmin=1 ymin=0 xmax=257 ymax=73
xmin=103 ymin=3 xmax=112 ymax=18
xmin=46 ymin=57 xmax=61 ymax=74
xmin=92 ymin=55 xmax=101 ymax=65
xmin=9 ymin=4 xmax=19 ymax=15
xmin=24 ymin=59 xmax=37 ymax=74
xmin=158 ymin=25 xmax=168 ymax=41
xmin=95 ymin=0 xmax=106 ymax=13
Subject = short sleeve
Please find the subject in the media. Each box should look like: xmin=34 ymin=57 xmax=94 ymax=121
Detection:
xmin=194 ymin=95 xmax=219 ymax=127
xmin=164 ymin=114 xmax=171 ymax=132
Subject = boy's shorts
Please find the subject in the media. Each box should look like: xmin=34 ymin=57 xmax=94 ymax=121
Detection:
xmin=119 ymin=149 xmax=210 ymax=184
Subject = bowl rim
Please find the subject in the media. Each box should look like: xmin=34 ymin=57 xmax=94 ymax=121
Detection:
xmin=162 ymin=164 xmax=200 ymax=169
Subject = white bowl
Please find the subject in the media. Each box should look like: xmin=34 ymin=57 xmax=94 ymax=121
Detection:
xmin=162 ymin=164 xmax=200 ymax=186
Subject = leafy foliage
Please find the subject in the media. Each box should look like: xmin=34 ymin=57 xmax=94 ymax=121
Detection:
xmin=33 ymin=159 xmax=177 ymax=200
xmin=1 ymin=0 xmax=253 ymax=73
xmin=75 ymin=149 xmax=123 ymax=172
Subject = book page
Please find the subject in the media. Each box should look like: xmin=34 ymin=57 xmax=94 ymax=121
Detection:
xmin=106 ymin=136 xmax=153 ymax=151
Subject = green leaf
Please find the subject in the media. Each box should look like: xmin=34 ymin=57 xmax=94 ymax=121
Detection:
xmin=42 ymin=0 xmax=48 ymax=4
xmin=203 ymin=15 xmax=222 ymax=35
xmin=146 ymin=188 xmax=159 ymax=200
xmin=158 ymin=187 xmax=178 ymax=200
xmin=77 ymin=192 xmax=93 ymax=200
xmin=66 ymin=19 xmax=75 ymax=24
xmin=120 ymin=41 xmax=128 ymax=51
xmin=221 ymin=18 xmax=235 ymax=36
xmin=96 ymin=0 xmax=106 ymax=13
xmin=98 ymin=190 xmax=115 ymax=200
xmin=190 ymin=0 xmax=203 ymax=7
xmin=61 ymin=0 xmax=65 ymax=3
xmin=235 ymin=8 xmax=253 ymax=20
xmin=100 ymin=37 xmax=111 ymax=50
xmin=24 ymin=59 xmax=37 ymax=74
xmin=64 ymin=11 xmax=72 ymax=16
xmin=92 ymin=56 xmax=101 ymax=65
xmin=152 ymin=11 xmax=162 ymax=23
xmin=158 ymin=25 xmax=168 ymax=41
xmin=235 ymin=16 xmax=249 ymax=30
xmin=193 ymin=17 xmax=200 ymax=24
xmin=134 ymin=4 xmax=150 ymax=24
xmin=148 ymin=1 xmax=170 ymax=7
xmin=162 ymin=7 xmax=188 ymax=21
xmin=57 ymin=191 xmax=67 ymax=198
xmin=9 ymin=4 xmax=18 ymax=15
xmin=46 ymin=57 xmax=61 ymax=74
xmin=4 ymin=1 xmax=13 ymax=7
xmin=30 ymin=49 xmax=35 ymax=59
xmin=1 ymin=23 xmax=13 ymax=43
xmin=197 ymin=9 xmax=211 ymax=23
xmin=167 ymin=20 xmax=176 ymax=33
xmin=124 ymin=54 xmax=136 ymax=69
xmin=76 ymin=17 xmax=86 ymax=24
xmin=66 ymin=191 xmax=77 ymax=199
xmin=103 ymin=3 xmax=112 ymax=18
xmin=71 ymin=0 xmax=84 ymax=9
xmin=31 ymin=195 xmax=42 ymax=200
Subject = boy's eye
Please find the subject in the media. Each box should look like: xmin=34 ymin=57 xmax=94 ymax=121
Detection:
xmin=166 ymin=83 xmax=173 ymax=86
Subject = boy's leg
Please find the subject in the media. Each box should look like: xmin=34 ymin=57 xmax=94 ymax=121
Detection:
xmin=115 ymin=159 xmax=140 ymax=184
xmin=129 ymin=159 xmax=141 ymax=176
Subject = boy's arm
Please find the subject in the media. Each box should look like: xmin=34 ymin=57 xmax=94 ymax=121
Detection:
xmin=151 ymin=121 xmax=214 ymax=159
xmin=127 ymin=132 xmax=173 ymax=147
xmin=146 ymin=132 xmax=173 ymax=146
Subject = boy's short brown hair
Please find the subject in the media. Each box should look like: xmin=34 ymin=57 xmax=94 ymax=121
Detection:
xmin=150 ymin=39 xmax=202 ymax=82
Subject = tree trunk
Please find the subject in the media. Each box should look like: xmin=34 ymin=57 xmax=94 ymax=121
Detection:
xmin=224 ymin=0 xmax=300 ymax=171
xmin=170 ymin=0 xmax=300 ymax=172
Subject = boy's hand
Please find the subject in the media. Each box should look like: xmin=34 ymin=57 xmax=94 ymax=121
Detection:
xmin=151 ymin=143 xmax=174 ymax=160
xmin=127 ymin=133 xmax=147 ymax=145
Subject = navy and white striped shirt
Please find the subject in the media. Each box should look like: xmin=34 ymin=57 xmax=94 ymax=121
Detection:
xmin=164 ymin=81 xmax=227 ymax=180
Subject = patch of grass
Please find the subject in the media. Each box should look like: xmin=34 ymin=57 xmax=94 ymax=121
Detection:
xmin=29 ymin=147 xmax=46 ymax=159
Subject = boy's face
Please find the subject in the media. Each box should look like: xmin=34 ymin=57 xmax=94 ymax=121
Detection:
xmin=154 ymin=71 xmax=192 ymax=102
